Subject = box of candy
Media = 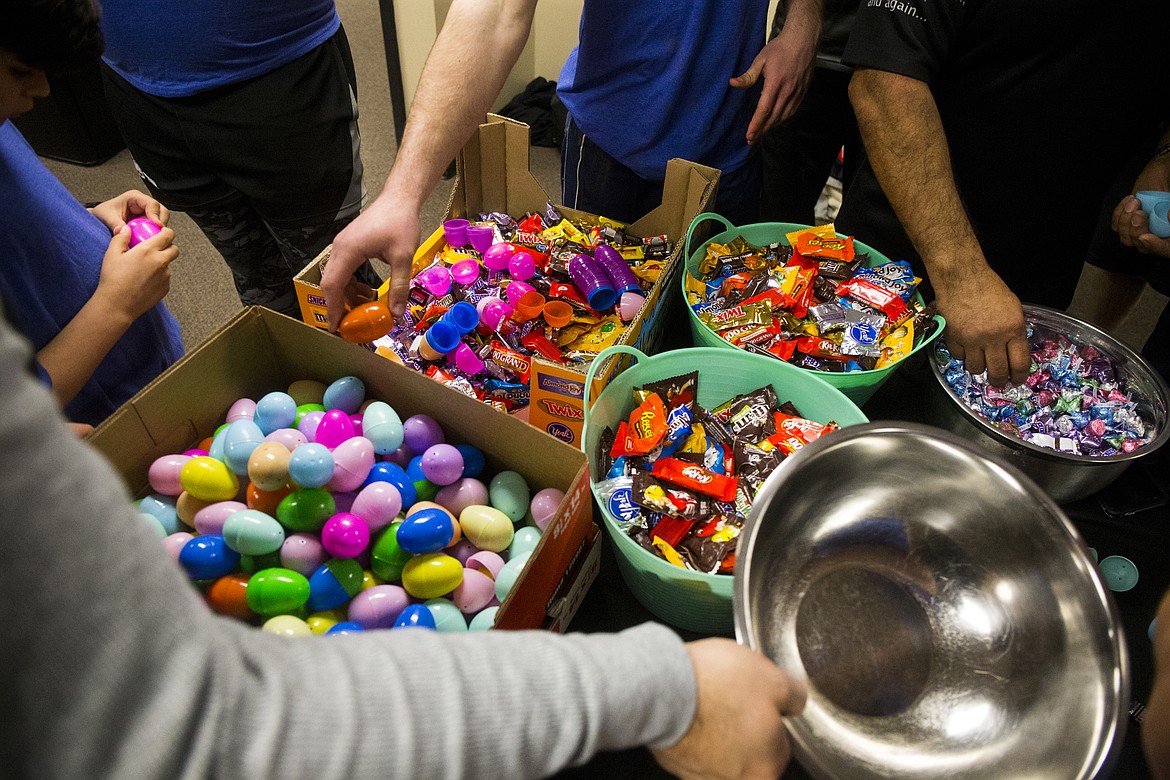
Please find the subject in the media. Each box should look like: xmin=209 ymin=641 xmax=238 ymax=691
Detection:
xmin=88 ymin=306 xmax=600 ymax=633
xmin=295 ymin=114 xmax=719 ymax=446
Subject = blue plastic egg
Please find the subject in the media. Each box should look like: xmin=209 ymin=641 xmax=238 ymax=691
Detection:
xmin=288 ymin=442 xmax=335 ymax=489
xmin=208 ymin=426 xmax=228 ymax=461
xmin=223 ymin=419 xmax=267 ymax=476
xmin=139 ymin=494 xmax=181 ymax=534
xmin=455 ymin=444 xmax=486 ymax=479
xmin=222 ymin=508 xmax=286 ymax=556
xmin=323 ymin=376 xmax=366 ymax=414
xmin=326 ymin=621 xmax=365 ymax=635
xmin=364 ymin=462 xmax=416 ymax=508
xmin=178 ymin=535 xmax=241 ymax=581
xmin=407 ymin=456 xmax=439 ymax=503
xmin=393 ymin=603 xmax=437 ymax=630
xmin=306 ymin=558 xmax=365 ymax=611
xmin=254 ymin=391 xmax=298 ymax=435
xmin=396 ymin=506 xmax=457 ymax=554
xmin=362 ymin=401 xmax=404 ymax=455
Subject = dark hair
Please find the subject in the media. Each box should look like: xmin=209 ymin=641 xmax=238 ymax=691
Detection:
xmin=1 ymin=0 xmax=104 ymax=70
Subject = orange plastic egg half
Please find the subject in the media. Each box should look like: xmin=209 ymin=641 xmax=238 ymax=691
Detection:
xmin=338 ymin=301 xmax=395 ymax=344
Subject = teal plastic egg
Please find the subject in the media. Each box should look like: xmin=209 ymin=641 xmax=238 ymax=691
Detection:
xmin=425 ymin=598 xmax=468 ymax=632
xmin=362 ymin=401 xmax=404 ymax=455
xmin=223 ymin=508 xmax=286 ymax=556
xmin=507 ymin=526 xmax=542 ymax=560
xmin=489 ymin=470 xmax=530 ymax=523
xmin=495 ymin=550 xmax=532 ymax=602
xmin=468 ymin=606 xmax=498 ymax=631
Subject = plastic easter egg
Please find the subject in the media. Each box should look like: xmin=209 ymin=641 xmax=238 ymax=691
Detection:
xmin=307 ymin=613 xmax=340 ymax=635
xmin=489 ymin=470 xmax=530 ymax=522
xmin=468 ymin=606 xmax=498 ymax=631
xmin=247 ymin=441 xmax=291 ymax=493
xmin=139 ymin=494 xmax=181 ymax=534
xmin=339 ymin=301 xmax=394 ymax=344
xmin=452 ymin=568 xmax=495 ymax=615
xmin=361 ymin=570 xmax=384 ymax=591
xmin=333 ymin=491 xmax=358 ymax=515
xmin=323 ymin=376 xmax=366 ymax=414
xmin=314 ymin=409 xmax=355 ymax=450
xmin=222 ymin=508 xmax=286 ymax=556
xmin=276 ymin=488 xmax=336 ymax=532
xmin=320 ymin=512 xmax=370 ymax=559
xmin=455 ymin=444 xmax=486 ymax=478
xmin=246 ymin=482 xmax=292 ymax=516
xmin=326 ymin=621 xmax=365 ymax=635
xmin=263 ymin=614 xmax=312 ymax=637
xmin=179 ymin=535 xmax=241 ymax=581
xmin=347 ymin=584 xmax=409 ymax=629
xmin=221 ymin=420 xmax=265 ymax=476
xmin=191 ymin=500 xmax=245 ymax=535
xmin=350 ymin=482 xmax=403 ymax=533
xmin=307 ymin=558 xmax=365 ymax=611
xmin=364 ymin=462 xmax=416 ymax=509
xmin=265 ymin=427 xmax=307 ymax=452
xmin=619 ymin=291 xmax=645 ymax=322
xmin=141 ymin=512 xmax=167 ymax=539
xmin=483 ymin=242 xmax=513 ymax=271
xmin=297 ymin=408 xmax=325 ymax=439
xmin=397 ymin=505 xmax=457 ymax=554
xmin=162 ymin=531 xmax=194 ymax=560
xmin=495 ymin=550 xmax=532 ymax=602
xmin=287 ymin=442 xmax=334 ymax=490
xmin=385 ymin=441 xmax=414 ymax=468
xmin=401 ymin=553 xmax=464 ymax=599
xmin=183 ymin=448 xmax=210 ymax=458
xmin=402 ymin=500 xmax=461 ymax=546
xmin=370 ymin=522 xmax=412 ymax=582
xmin=206 ymin=572 xmax=253 ymax=620
xmin=180 ymin=456 xmax=240 ymax=502
xmin=406 ymin=456 xmax=440 ymax=503
xmin=402 ymin=414 xmax=444 ymax=453
xmin=361 ymin=401 xmax=404 ymax=455
xmin=393 ymin=603 xmax=437 ymax=630
xmin=459 ymin=505 xmax=515 ymax=552
xmin=245 ymin=567 xmax=311 ymax=615
xmin=434 ymin=478 xmax=489 ymax=517
xmin=465 ymin=550 xmax=506 ymax=581
xmin=420 ymin=443 xmax=464 ymax=486
xmin=425 ymin=599 xmax=468 ymax=632
xmin=176 ymin=492 xmax=214 ymax=527
xmin=254 ymin=391 xmax=298 ymax=435
xmin=508 ymin=526 xmax=542 ymax=559
xmin=280 ymin=532 xmax=328 ymax=577
xmin=446 ymin=537 xmax=479 ymax=565
xmin=349 ymin=413 xmax=364 ymax=437
xmin=530 ymin=487 xmax=565 ymax=532
xmin=329 ymin=436 xmax=376 ymax=493
xmin=226 ymin=397 xmax=257 ymax=423
xmin=148 ymin=454 xmax=191 ymax=496
xmin=287 ymin=379 xmax=327 ymax=406
xmin=239 ymin=551 xmax=282 ymax=574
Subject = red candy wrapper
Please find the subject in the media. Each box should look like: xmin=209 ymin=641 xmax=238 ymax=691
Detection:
xmin=836 ymin=277 xmax=909 ymax=321
xmin=489 ymin=341 xmax=532 ymax=384
xmin=652 ymin=457 xmax=738 ymax=502
xmin=767 ymin=412 xmax=838 ymax=455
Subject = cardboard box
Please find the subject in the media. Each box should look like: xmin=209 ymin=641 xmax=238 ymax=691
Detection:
xmin=295 ymin=114 xmax=719 ymax=446
xmin=88 ymin=307 xmax=599 ymax=632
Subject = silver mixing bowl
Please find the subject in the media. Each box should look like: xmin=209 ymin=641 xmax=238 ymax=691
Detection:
xmin=735 ymin=422 xmax=1127 ymax=780
xmin=925 ymin=304 xmax=1169 ymax=504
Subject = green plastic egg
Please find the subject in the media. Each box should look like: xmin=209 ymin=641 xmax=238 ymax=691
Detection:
xmin=246 ymin=567 xmax=311 ymax=615
xmin=370 ymin=522 xmax=412 ymax=583
xmin=276 ymin=488 xmax=336 ymax=532
xmin=489 ymin=470 xmax=530 ymax=522
xmin=239 ymin=550 xmax=282 ymax=574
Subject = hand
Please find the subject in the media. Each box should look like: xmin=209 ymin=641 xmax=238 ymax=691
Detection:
xmin=1112 ymin=156 xmax=1170 ymax=258
xmin=934 ymin=264 xmax=1030 ymax=387
xmin=93 ymin=225 xmax=179 ymax=323
xmin=89 ymin=189 xmax=169 ymax=234
xmin=729 ymin=24 xmax=817 ymax=145
xmin=323 ymin=196 xmax=420 ymax=330
xmin=651 ymin=638 xmax=807 ymax=780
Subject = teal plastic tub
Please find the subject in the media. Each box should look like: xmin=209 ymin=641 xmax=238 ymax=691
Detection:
xmin=582 ymin=345 xmax=868 ymax=633
xmin=681 ymin=213 xmax=945 ymax=406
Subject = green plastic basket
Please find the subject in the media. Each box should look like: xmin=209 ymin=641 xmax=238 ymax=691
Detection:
xmin=681 ymin=213 xmax=946 ymax=406
xmin=582 ymin=345 xmax=869 ymax=634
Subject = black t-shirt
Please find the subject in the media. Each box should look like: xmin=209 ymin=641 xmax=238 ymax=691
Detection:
xmin=834 ymin=0 xmax=1170 ymax=308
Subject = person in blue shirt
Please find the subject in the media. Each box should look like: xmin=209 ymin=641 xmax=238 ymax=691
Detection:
xmin=0 ymin=1 xmax=183 ymax=429
xmin=323 ymin=0 xmax=825 ymax=330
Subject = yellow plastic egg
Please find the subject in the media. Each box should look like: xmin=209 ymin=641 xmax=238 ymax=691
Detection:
xmin=401 ymin=553 xmax=464 ymax=599
xmin=181 ymin=456 xmax=240 ymax=502
xmin=458 ymin=505 xmax=515 ymax=553
xmin=307 ymin=614 xmax=340 ymax=635
xmin=361 ymin=570 xmax=384 ymax=591
xmin=263 ymin=614 xmax=313 ymax=637
xmin=248 ymin=442 xmax=291 ymax=493
xmin=287 ymin=379 xmax=327 ymax=406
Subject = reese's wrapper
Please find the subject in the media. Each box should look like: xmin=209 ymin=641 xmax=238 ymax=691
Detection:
xmin=624 ymin=392 xmax=668 ymax=455
xmin=652 ymin=457 xmax=739 ymax=502
xmin=795 ymin=230 xmax=855 ymax=262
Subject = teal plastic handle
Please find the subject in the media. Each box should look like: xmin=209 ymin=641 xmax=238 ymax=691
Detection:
xmin=684 ymin=212 xmax=736 ymax=262
xmin=583 ymin=345 xmax=651 ymax=412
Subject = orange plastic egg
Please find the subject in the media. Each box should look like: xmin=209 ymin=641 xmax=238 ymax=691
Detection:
xmin=206 ymin=572 xmax=254 ymax=620
xmin=338 ymin=301 xmax=394 ymax=344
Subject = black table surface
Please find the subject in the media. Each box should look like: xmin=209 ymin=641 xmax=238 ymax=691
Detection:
xmin=562 ymin=353 xmax=1168 ymax=779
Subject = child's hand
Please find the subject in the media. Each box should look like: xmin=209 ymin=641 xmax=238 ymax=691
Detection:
xmin=94 ymin=226 xmax=180 ymax=323
xmin=89 ymin=190 xmax=169 ymax=233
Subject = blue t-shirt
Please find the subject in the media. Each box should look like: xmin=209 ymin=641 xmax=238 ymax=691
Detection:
xmin=0 ymin=123 xmax=184 ymax=425
xmin=100 ymin=0 xmax=340 ymax=97
xmin=557 ymin=0 xmax=767 ymax=181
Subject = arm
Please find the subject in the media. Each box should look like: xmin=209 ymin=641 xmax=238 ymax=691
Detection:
xmin=1147 ymin=590 xmax=1170 ymax=779
xmin=323 ymin=0 xmax=540 ymax=329
xmin=37 ymin=225 xmax=177 ymax=409
xmin=730 ymin=0 xmax=823 ymax=145
xmin=849 ymin=67 xmax=1030 ymax=386
xmin=1113 ymin=126 xmax=1170 ymax=258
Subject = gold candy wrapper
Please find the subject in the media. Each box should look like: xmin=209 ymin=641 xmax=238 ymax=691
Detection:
xmin=875 ymin=321 xmax=914 ymax=369
xmin=698 ymin=302 xmax=772 ymax=332
xmin=562 ymin=315 xmax=625 ymax=357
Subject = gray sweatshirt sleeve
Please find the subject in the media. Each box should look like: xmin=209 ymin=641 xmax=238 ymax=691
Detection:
xmin=0 ymin=316 xmax=696 ymax=779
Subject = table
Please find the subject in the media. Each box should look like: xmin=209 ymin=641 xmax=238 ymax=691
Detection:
xmin=563 ymin=354 xmax=1168 ymax=779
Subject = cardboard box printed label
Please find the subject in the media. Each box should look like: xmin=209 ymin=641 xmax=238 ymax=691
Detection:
xmin=89 ymin=307 xmax=599 ymax=632
xmin=294 ymin=114 xmax=719 ymax=444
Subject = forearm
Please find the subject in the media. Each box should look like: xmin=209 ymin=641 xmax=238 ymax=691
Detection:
xmin=35 ymin=294 xmax=134 ymax=409
xmin=379 ymin=0 xmax=538 ymax=214
xmin=777 ymin=0 xmax=823 ymax=49
xmin=1147 ymin=592 xmax=1170 ymax=779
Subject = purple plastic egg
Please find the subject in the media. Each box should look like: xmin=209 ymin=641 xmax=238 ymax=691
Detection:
xmin=402 ymin=415 xmax=444 ymax=454
xmin=298 ymin=410 xmax=325 ymax=441
xmin=530 ymin=487 xmax=566 ymax=532
xmin=333 ymin=491 xmax=358 ymax=514
xmin=351 ymin=481 xmax=403 ymax=532
xmin=451 ymin=568 xmax=495 ymax=615
xmin=280 ymin=533 xmax=328 ymax=577
xmin=446 ymin=537 xmax=479 ymax=565
xmin=384 ymin=442 xmax=414 ymax=468
xmin=226 ymin=397 xmax=257 ymax=423
xmin=329 ymin=436 xmax=375 ymax=493
xmin=315 ymin=409 xmax=356 ymax=450
xmin=320 ymin=512 xmax=371 ymax=559
xmin=483 ymin=242 xmax=513 ymax=271
xmin=148 ymin=453 xmax=191 ymax=496
xmin=420 ymin=443 xmax=464 ymax=486
xmin=265 ymin=427 xmax=308 ymax=451
xmin=193 ymin=500 xmax=248 ymax=536
xmin=347 ymin=584 xmax=409 ymax=629
xmin=434 ymin=478 xmax=490 ymax=517
xmin=163 ymin=532 xmax=194 ymax=561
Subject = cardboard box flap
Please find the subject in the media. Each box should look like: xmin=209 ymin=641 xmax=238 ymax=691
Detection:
xmin=452 ymin=114 xmax=551 ymax=220
xmin=628 ymin=158 xmax=720 ymax=240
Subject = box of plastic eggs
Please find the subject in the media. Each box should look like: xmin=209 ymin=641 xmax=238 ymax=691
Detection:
xmin=88 ymin=306 xmax=600 ymax=633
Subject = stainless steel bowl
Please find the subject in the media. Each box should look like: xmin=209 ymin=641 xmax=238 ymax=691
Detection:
xmin=735 ymin=422 xmax=1127 ymax=780
xmin=925 ymin=304 xmax=1169 ymax=503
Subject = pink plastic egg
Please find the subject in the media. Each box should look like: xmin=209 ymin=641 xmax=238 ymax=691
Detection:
xmin=320 ymin=512 xmax=370 ymax=558
xmin=483 ymin=242 xmax=513 ymax=271
xmin=193 ymin=500 xmax=248 ymax=536
xmin=351 ymin=481 xmax=403 ymax=532
xmin=226 ymin=397 xmax=256 ymax=423
xmin=347 ymin=584 xmax=409 ymax=629
xmin=149 ymin=453 xmax=192 ymax=496
xmin=508 ymin=250 xmax=536 ymax=281
xmin=265 ymin=427 xmax=307 ymax=451
xmin=163 ymin=531 xmax=194 ymax=561
xmin=280 ymin=533 xmax=328 ymax=577
xmin=530 ymin=487 xmax=566 ymax=532
xmin=329 ymin=436 xmax=375 ymax=493
xmin=451 ymin=568 xmax=495 ymax=615
xmin=315 ymin=409 xmax=356 ymax=450
xmin=298 ymin=410 xmax=325 ymax=441
xmin=465 ymin=550 xmax=506 ymax=581
xmin=434 ymin=478 xmax=489 ymax=517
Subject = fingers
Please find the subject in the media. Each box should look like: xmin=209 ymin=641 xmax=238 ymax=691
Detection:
xmin=109 ymin=225 xmax=132 ymax=253
xmin=1007 ymin=334 xmax=1032 ymax=386
xmin=386 ymin=269 xmax=412 ymax=320
xmin=729 ymin=53 xmax=765 ymax=90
